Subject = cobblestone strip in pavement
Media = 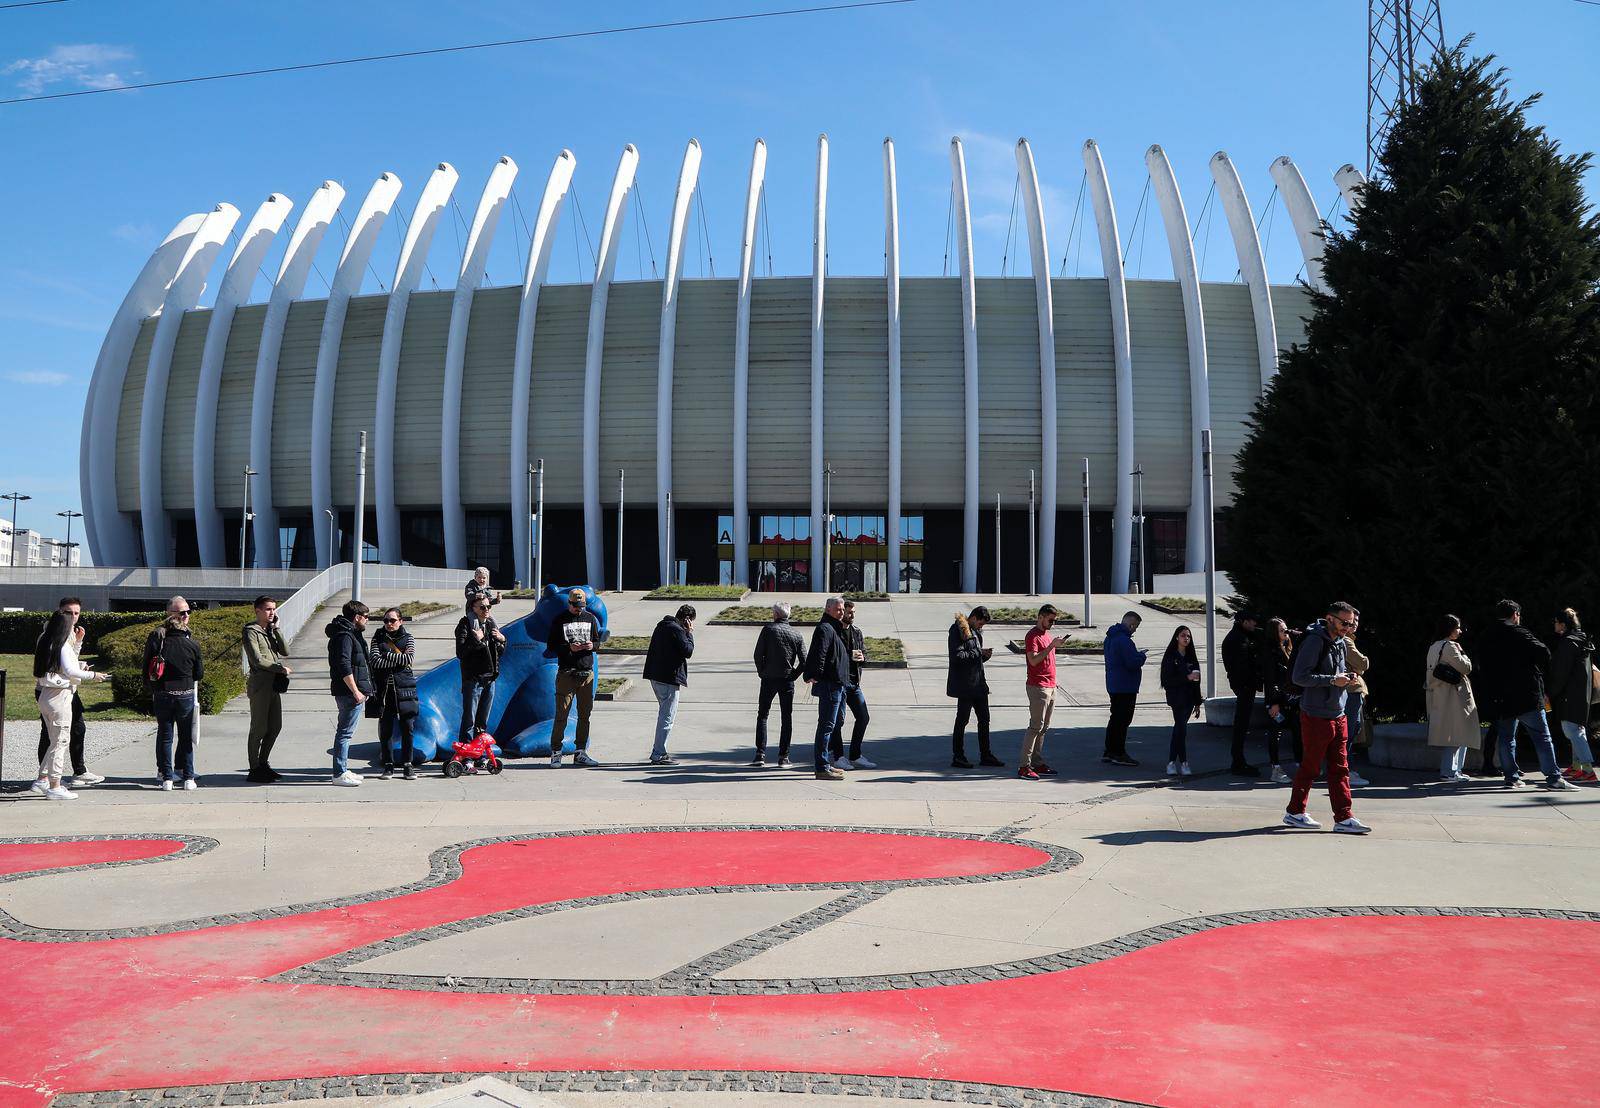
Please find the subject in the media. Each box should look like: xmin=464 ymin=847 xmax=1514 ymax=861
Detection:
xmin=49 ymin=1069 xmax=1146 ymax=1107
xmin=658 ymin=888 xmax=890 ymax=985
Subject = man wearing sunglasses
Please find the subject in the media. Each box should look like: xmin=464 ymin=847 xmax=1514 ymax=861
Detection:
xmin=141 ymin=596 xmax=205 ymax=791
xmin=546 ymin=587 xmax=604 ymax=767
xmin=1283 ymin=601 xmax=1371 ymax=833
xmin=455 ymin=595 xmax=506 ymax=748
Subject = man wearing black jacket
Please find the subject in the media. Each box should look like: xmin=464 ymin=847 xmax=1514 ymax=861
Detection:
xmin=642 ymin=605 xmax=695 ymax=765
xmin=1475 ymin=599 xmax=1576 ymax=791
xmin=455 ymin=596 xmax=506 ymax=748
xmin=1221 ymin=613 xmax=1261 ymax=777
xmin=802 ymin=597 xmax=850 ymax=781
xmin=143 ymin=596 xmax=205 ymax=791
xmin=326 ymin=600 xmax=374 ymax=787
xmin=948 ymin=606 xmax=1000 ymax=768
xmin=751 ymin=602 xmax=805 ymax=766
xmin=547 ymin=588 xmax=604 ymax=767
xmin=827 ymin=600 xmax=874 ymax=769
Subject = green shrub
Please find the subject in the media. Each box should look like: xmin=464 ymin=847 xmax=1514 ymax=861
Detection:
xmin=642 ymin=585 xmax=748 ymax=600
xmin=0 ymin=610 xmax=153 ymax=654
xmin=97 ymin=606 xmax=254 ymax=715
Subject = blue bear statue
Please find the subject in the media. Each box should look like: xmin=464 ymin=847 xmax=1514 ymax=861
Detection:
xmin=405 ymin=584 xmax=609 ymax=761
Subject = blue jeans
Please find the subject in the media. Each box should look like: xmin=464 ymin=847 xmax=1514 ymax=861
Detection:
xmin=459 ymin=676 xmax=495 ymax=744
xmin=812 ymin=681 xmax=847 ymax=770
xmin=1496 ymin=708 xmax=1560 ymax=782
xmin=828 ymin=684 xmax=870 ymax=760
xmin=153 ymin=689 xmax=196 ymax=782
xmin=332 ymin=694 xmax=362 ymax=775
xmin=1559 ymin=719 xmax=1595 ymax=766
xmin=1440 ymin=745 xmax=1467 ymax=776
xmin=649 ymin=680 xmax=680 ymax=758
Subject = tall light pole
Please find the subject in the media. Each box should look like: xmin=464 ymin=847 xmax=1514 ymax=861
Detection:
xmin=323 ymin=508 xmax=337 ymax=568
xmin=822 ymin=462 xmax=835 ymax=593
xmin=352 ymin=431 xmax=368 ymax=603
xmin=2 ymin=492 xmax=30 ymax=568
xmin=56 ymin=510 xmax=82 ymax=563
xmin=617 ymin=469 xmax=626 ymax=591
xmin=1027 ymin=469 xmax=1037 ymax=596
xmin=239 ymin=468 xmax=256 ymax=580
xmin=531 ymin=459 xmax=545 ymax=595
xmin=1081 ymin=458 xmax=1092 ymax=627
xmin=1201 ymin=429 xmax=1218 ymax=698
xmin=994 ymin=492 xmax=1002 ymax=595
xmin=1131 ymin=464 xmax=1146 ymax=596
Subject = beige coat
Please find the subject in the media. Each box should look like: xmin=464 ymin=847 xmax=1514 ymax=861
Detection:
xmin=1344 ymin=638 xmax=1371 ymax=696
xmin=1425 ymin=639 xmax=1480 ymax=748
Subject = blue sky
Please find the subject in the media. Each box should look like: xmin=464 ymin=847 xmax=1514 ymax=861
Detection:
xmin=1 ymin=0 xmax=1596 ymax=561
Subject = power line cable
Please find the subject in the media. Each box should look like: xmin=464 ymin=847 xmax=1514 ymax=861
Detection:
xmin=1 ymin=0 xmax=917 ymax=106
xmin=0 ymin=0 xmax=69 ymax=10
xmin=1000 ymin=174 xmax=1019 ymax=277
xmin=1059 ymin=170 xmax=1086 ymax=277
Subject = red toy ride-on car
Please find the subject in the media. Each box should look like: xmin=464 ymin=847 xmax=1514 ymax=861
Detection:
xmin=444 ymin=731 xmax=503 ymax=778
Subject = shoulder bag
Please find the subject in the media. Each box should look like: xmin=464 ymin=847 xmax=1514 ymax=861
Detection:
xmin=1431 ymin=642 xmax=1462 ymax=686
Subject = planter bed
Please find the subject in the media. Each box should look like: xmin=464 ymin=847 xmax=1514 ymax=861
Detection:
xmin=596 ymin=677 xmax=631 ymax=701
xmin=1004 ymin=637 xmax=1102 ymax=656
xmin=980 ymin=607 xmax=1080 ymax=625
xmin=642 ymin=585 xmax=749 ymax=601
xmin=711 ymin=605 xmax=824 ymax=626
xmin=596 ymin=635 xmax=651 ymax=654
xmin=860 ymin=636 xmax=907 ymax=668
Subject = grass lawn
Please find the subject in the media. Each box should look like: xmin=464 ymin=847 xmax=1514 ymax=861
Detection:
xmin=2 ymin=654 xmax=148 ymax=721
xmin=397 ymin=601 xmax=453 ymax=620
xmin=642 ymin=585 xmax=748 ymax=600
xmin=1142 ymin=596 xmax=1205 ymax=613
xmin=712 ymin=606 xmax=824 ymax=625
xmin=958 ymin=607 xmax=1079 ymax=625
xmin=862 ymin=636 xmax=906 ymax=665
xmin=1005 ymin=637 xmax=1102 ymax=656
xmin=597 ymin=635 xmax=651 ymax=654
xmin=596 ymin=677 xmax=630 ymax=697
xmin=843 ymin=591 xmax=891 ymax=601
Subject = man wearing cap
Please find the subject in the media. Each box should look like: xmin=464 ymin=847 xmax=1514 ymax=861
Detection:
xmin=1019 ymin=604 xmax=1063 ymax=780
xmin=546 ymin=587 xmax=604 ymax=767
xmin=1221 ymin=611 xmax=1262 ymax=777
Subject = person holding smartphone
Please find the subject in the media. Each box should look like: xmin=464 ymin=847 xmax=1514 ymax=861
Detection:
xmin=32 ymin=601 xmax=108 ymax=800
xmin=243 ymin=595 xmax=292 ymax=783
xmin=826 ymin=599 xmax=874 ymax=769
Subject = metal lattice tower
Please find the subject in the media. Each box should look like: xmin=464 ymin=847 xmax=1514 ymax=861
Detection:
xmin=1367 ymin=0 xmax=1445 ymax=176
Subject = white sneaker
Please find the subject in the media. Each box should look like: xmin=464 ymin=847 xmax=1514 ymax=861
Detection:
xmin=1271 ymin=765 xmax=1292 ymax=784
xmin=1282 ymin=812 xmax=1320 ymax=830
xmin=1543 ymin=776 xmax=1579 ymax=792
xmin=30 ymin=779 xmax=49 ymax=797
xmin=1179 ymin=761 xmax=1193 ymax=776
xmin=160 ymin=779 xmax=174 ymax=792
xmin=851 ymin=754 xmax=876 ymax=769
xmin=71 ymin=772 xmax=105 ymax=786
xmin=574 ymin=751 xmax=600 ymax=767
xmin=1166 ymin=761 xmax=1179 ymax=775
xmin=1349 ymin=771 xmax=1370 ymax=787
xmin=182 ymin=778 xmax=198 ymax=791
xmin=1333 ymin=817 xmax=1373 ymax=834
xmin=834 ymin=757 xmax=854 ymax=770
xmin=45 ymin=785 xmax=78 ymax=800
xmin=331 ymin=770 xmax=362 ymax=787
xmin=1447 ymin=772 xmax=1473 ymax=783
xmin=550 ymin=751 xmax=564 ymax=767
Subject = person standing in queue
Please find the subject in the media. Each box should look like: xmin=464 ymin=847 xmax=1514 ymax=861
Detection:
xmin=326 ymin=600 xmax=374 ymax=787
xmin=547 ymin=588 xmax=604 ymax=767
xmin=642 ymin=604 xmax=695 ymax=766
xmin=827 ymin=600 xmax=875 ymax=770
xmin=1282 ymin=601 xmax=1373 ymax=832
xmin=1260 ymin=617 xmax=1302 ymax=783
xmin=1425 ymin=614 xmax=1479 ymax=783
xmin=34 ymin=597 xmax=103 ymax=788
xmin=455 ymin=595 xmax=505 ymax=747
xmin=1101 ymin=611 xmax=1147 ymax=767
xmin=32 ymin=603 xmax=108 ymax=800
xmin=1160 ymin=625 xmax=1203 ymax=777
xmin=1221 ymin=611 xmax=1262 ymax=777
xmin=243 ymin=595 xmax=291 ymax=783
xmin=369 ymin=607 xmax=418 ymax=780
xmin=143 ymin=596 xmax=205 ymax=791
xmin=803 ymin=597 xmax=851 ymax=781
xmin=948 ymin=606 xmax=1001 ymax=769
xmin=751 ymin=602 xmax=805 ymax=766
xmin=1019 ymin=604 xmax=1062 ymax=780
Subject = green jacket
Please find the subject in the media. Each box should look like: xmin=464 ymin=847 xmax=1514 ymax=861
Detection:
xmin=243 ymin=621 xmax=290 ymax=683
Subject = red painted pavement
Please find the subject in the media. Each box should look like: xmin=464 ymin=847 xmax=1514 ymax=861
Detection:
xmin=0 ymin=830 xmax=1594 ymax=1107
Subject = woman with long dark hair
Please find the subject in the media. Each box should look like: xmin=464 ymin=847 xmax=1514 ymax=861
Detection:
xmin=1159 ymin=625 xmax=1202 ymax=776
xmin=1260 ymin=618 xmax=1302 ymax=784
xmin=1425 ymin=614 xmax=1479 ymax=782
xmin=369 ymin=607 xmax=418 ymax=779
xmin=1549 ymin=608 xmax=1594 ymax=782
xmin=32 ymin=606 xmax=108 ymax=800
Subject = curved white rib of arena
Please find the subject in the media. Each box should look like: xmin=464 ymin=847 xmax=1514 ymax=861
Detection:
xmin=1082 ymin=140 xmax=1134 ymax=594
xmin=949 ymin=137 xmax=979 ymax=595
xmin=250 ymin=181 xmax=344 ymax=569
xmin=730 ymin=139 xmax=766 ymax=587
xmin=442 ymin=156 xmax=519 ymax=568
xmin=510 ymin=150 xmax=576 ymax=587
xmin=1146 ymin=144 xmax=1209 ymax=574
xmin=375 ymin=163 xmax=458 ymax=567
xmin=582 ymin=145 xmax=640 ymax=587
xmin=657 ymin=139 xmax=703 ymax=586
xmin=307 ymin=172 xmax=402 ymax=571
xmin=1211 ymin=151 xmax=1278 ymax=390
xmin=138 ymin=203 xmax=240 ymax=568
xmin=1270 ymin=156 xmax=1327 ymax=295
xmin=1015 ymin=138 xmax=1057 ymax=591
xmin=192 ymin=194 xmax=293 ymax=567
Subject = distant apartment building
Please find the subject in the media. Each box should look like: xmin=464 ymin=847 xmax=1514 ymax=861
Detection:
xmin=1 ymin=527 xmax=82 ymax=568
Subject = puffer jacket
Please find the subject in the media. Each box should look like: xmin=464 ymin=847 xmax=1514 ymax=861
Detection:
xmin=754 ymin=620 xmax=806 ymax=682
xmin=326 ymin=615 xmax=374 ymax=699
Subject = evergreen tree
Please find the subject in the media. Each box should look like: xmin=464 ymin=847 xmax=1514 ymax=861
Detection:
xmin=1223 ymin=43 xmax=1600 ymax=717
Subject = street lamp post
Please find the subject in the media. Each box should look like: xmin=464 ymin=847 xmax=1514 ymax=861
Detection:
xmin=822 ymin=463 xmax=835 ymax=593
xmin=617 ymin=469 xmax=626 ymax=591
xmin=1131 ymin=464 xmax=1146 ymax=596
xmin=323 ymin=509 xmax=337 ymax=568
xmin=532 ymin=459 xmax=545 ymax=596
xmin=1081 ymin=458 xmax=1092 ymax=628
xmin=352 ymin=431 xmax=368 ymax=603
xmin=2 ymin=492 xmax=30 ymax=568
xmin=1027 ymin=469 xmax=1037 ymax=597
xmin=239 ymin=468 xmax=257 ymax=581
xmin=56 ymin=510 xmax=82 ymax=567
xmin=994 ymin=492 xmax=1002 ymax=594
xmin=1201 ymin=430 xmax=1218 ymax=699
